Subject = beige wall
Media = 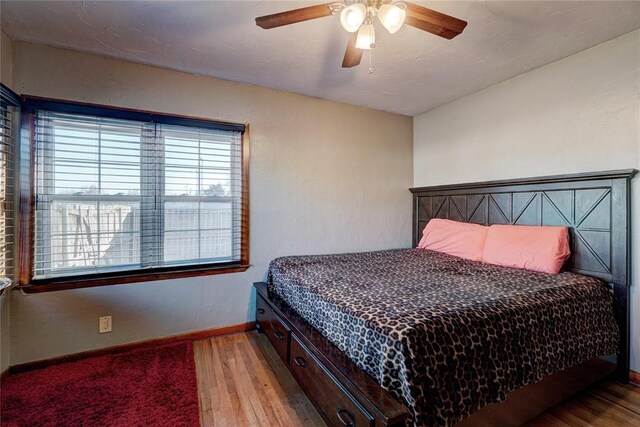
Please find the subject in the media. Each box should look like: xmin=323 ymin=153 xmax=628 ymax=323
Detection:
xmin=1 ymin=31 xmax=12 ymax=87
xmin=7 ymin=41 xmax=413 ymax=365
xmin=0 ymin=30 xmax=13 ymax=373
xmin=0 ymin=290 xmax=8 ymax=372
xmin=0 ymin=291 xmax=8 ymax=372
xmin=414 ymin=30 xmax=640 ymax=371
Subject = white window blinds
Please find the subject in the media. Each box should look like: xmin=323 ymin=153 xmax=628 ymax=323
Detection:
xmin=0 ymin=88 xmax=19 ymax=289
xmin=33 ymin=110 xmax=244 ymax=280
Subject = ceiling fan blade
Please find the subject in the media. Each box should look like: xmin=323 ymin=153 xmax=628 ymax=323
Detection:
xmin=404 ymin=2 xmax=467 ymax=40
xmin=256 ymin=3 xmax=334 ymax=29
xmin=342 ymin=33 xmax=363 ymax=68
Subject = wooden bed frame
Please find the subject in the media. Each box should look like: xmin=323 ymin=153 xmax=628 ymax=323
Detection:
xmin=254 ymin=169 xmax=637 ymax=426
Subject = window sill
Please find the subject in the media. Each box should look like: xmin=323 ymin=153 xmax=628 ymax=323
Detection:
xmin=17 ymin=264 xmax=250 ymax=293
xmin=0 ymin=278 xmax=11 ymax=296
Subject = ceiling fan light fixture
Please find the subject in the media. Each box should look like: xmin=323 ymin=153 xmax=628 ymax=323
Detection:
xmin=340 ymin=3 xmax=367 ymax=32
xmin=254 ymin=1 xmax=468 ymax=70
xmin=378 ymin=3 xmax=407 ymax=34
xmin=355 ymin=22 xmax=375 ymax=49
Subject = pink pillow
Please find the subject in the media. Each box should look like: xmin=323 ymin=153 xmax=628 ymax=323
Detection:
xmin=418 ymin=219 xmax=488 ymax=261
xmin=482 ymin=225 xmax=570 ymax=274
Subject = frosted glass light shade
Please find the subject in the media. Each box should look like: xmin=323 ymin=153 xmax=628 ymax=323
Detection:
xmin=355 ymin=23 xmax=375 ymax=49
xmin=378 ymin=3 xmax=406 ymax=34
xmin=340 ymin=3 xmax=367 ymax=32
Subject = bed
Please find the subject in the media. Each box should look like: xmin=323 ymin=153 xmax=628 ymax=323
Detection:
xmin=254 ymin=169 xmax=636 ymax=427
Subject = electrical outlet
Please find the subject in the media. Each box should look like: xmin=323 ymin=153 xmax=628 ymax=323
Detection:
xmin=99 ymin=316 xmax=112 ymax=333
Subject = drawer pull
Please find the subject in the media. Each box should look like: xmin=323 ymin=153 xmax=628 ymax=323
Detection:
xmin=273 ymin=329 xmax=285 ymax=340
xmin=336 ymin=408 xmax=355 ymax=426
xmin=293 ymin=356 xmax=307 ymax=367
xmin=257 ymin=308 xmax=265 ymax=314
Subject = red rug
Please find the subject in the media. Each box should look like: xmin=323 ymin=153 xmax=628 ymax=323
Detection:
xmin=1 ymin=341 xmax=200 ymax=426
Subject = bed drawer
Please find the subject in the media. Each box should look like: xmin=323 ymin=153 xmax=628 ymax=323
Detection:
xmin=290 ymin=334 xmax=374 ymax=427
xmin=256 ymin=294 xmax=290 ymax=363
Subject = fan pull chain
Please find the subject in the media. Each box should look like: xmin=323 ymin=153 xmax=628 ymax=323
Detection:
xmin=368 ymin=49 xmax=374 ymax=74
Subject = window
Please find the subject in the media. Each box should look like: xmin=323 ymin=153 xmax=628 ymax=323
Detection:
xmin=0 ymin=85 xmax=19 ymax=290
xmin=26 ymin=99 xmax=248 ymax=285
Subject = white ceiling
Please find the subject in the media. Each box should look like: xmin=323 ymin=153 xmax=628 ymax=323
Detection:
xmin=1 ymin=1 xmax=639 ymax=116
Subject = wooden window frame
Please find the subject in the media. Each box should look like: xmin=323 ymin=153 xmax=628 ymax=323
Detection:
xmin=18 ymin=96 xmax=250 ymax=293
xmin=0 ymin=84 xmax=21 ymax=295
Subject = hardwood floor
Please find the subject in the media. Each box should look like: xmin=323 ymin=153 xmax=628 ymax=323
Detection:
xmin=195 ymin=332 xmax=640 ymax=426
xmin=194 ymin=331 xmax=324 ymax=426
xmin=524 ymin=381 xmax=640 ymax=426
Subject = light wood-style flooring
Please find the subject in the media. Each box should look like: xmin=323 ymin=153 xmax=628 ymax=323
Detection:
xmin=194 ymin=332 xmax=640 ymax=426
xmin=194 ymin=331 xmax=324 ymax=426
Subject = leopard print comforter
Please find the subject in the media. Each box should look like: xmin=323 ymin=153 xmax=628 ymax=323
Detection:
xmin=267 ymin=248 xmax=618 ymax=426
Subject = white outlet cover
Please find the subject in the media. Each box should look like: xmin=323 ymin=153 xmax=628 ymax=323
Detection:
xmin=99 ymin=316 xmax=112 ymax=333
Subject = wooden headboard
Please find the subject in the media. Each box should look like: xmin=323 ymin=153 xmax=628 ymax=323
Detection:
xmin=410 ymin=169 xmax=637 ymax=381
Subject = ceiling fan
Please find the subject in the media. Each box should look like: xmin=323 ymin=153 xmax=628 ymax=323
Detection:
xmin=255 ymin=0 xmax=467 ymax=69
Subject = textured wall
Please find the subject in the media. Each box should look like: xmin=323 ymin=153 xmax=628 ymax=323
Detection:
xmin=8 ymin=41 xmax=413 ymax=365
xmin=0 ymin=291 xmax=8 ymax=372
xmin=414 ymin=30 xmax=640 ymax=371
xmin=1 ymin=31 xmax=12 ymax=86
xmin=0 ymin=30 xmax=13 ymax=373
